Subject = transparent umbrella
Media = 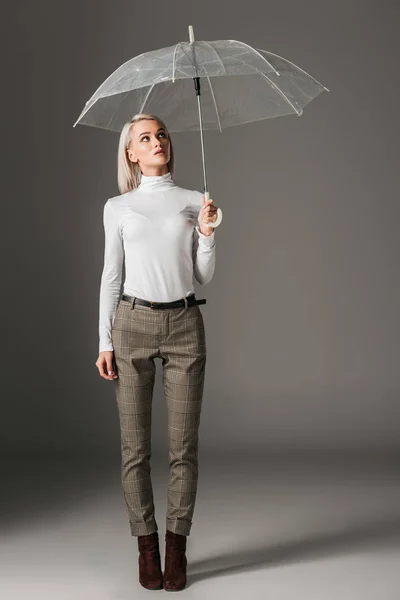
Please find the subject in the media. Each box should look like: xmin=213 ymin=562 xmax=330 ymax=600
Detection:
xmin=73 ymin=25 xmax=330 ymax=228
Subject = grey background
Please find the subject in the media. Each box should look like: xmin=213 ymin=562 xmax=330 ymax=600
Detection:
xmin=3 ymin=2 xmax=400 ymax=599
xmin=2 ymin=0 xmax=399 ymax=457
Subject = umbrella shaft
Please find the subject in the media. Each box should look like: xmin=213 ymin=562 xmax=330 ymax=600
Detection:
xmin=193 ymin=77 xmax=208 ymax=196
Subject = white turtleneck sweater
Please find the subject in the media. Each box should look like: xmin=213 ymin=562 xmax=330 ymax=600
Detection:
xmin=98 ymin=171 xmax=216 ymax=353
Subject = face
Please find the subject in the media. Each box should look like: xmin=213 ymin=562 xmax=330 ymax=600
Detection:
xmin=127 ymin=119 xmax=171 ymax=175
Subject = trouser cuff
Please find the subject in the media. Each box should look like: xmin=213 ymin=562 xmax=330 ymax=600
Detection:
xmin=130 ymin=518 xmax=158 ymax=537
xmin=166 ymin=518 xmax=192 ymax=536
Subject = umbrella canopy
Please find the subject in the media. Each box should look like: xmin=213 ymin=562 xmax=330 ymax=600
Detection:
xmin=73 ymin=36 xmax=329 ymax=133
xmin=74 ymin=26 xmax=329 ymax=228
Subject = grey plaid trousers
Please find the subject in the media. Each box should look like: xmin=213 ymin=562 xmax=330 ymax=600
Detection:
xmin=111 ymin=296 xmax=207 ymax=537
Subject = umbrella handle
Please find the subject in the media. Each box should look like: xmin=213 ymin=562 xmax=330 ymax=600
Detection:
xmin=204 ymin=191 xmax=223 ymax=228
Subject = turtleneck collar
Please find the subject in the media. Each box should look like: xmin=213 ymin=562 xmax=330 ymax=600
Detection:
xmin=138 ymin=171 xmax=176 ymax=191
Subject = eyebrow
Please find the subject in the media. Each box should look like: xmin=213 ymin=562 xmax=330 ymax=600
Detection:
xmin=138 ymin=127 xmax=165 ymax=139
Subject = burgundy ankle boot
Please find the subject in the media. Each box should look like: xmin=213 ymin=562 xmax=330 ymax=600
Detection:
xmin=137 ymin=531 xmax=163 ymax=590
xmin=163 ymin=530 xmax=187 ymax=591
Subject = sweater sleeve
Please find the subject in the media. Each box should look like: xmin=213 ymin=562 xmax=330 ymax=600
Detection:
xmin=98 ymin=199 xmax=125 ymax=353
xmin=192 ymin=224 xmax=216 ymax=285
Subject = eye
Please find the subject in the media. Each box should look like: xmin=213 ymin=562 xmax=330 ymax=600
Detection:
xmin=140 ymin=132 xmax=167 ymax=142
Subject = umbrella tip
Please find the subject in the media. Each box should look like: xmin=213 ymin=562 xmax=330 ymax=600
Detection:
xmin=188 ymin=25 xmax=195 ymax=43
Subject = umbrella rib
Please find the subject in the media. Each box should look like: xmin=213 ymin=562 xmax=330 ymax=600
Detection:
xmin=202 ymin=41 xmax=225 ymax=133
xmin=257 ymin=48 xmax=330 ymax=92
xmin=232 ymin=40 xmax=280 ymax=76
xmin=140 ymin=84 xmax=156 ymax=113
xmin=172 ymin=42 xmax=181 ymax=83
xmin=78 ymin=52 xmax=148 ymax=121
xmin=259 ymin=72 xmax=302 ymax=116
xmin=105 ymin=90 xmax=130 ymax=129
xmin=203 ymin=41 xmax=227 ymax=74
xmin=206 ymin=76 xmax=222 ymax=133
xmin=179 ymin=43 xmax=197 ymax=71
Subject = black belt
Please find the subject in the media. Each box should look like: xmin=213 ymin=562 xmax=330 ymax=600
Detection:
xmin=121 ymin=293 xmax=206 ymax=310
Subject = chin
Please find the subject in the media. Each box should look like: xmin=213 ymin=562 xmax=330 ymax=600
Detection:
xmin=154 ymin=156 xmax=169 ymax=164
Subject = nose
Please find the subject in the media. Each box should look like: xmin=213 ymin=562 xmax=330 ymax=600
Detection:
xmin=154 ymin=139 xmax=167 ymax=154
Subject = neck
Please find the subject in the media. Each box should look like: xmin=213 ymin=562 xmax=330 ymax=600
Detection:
xmin=140 ymin=166 xmax=169 ymax=177
xmin=138 ymin=170 xmax=176 ymax=191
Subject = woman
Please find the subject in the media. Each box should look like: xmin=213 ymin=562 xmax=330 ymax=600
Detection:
xmin=95 ymin=113 xmax=219 ymax=591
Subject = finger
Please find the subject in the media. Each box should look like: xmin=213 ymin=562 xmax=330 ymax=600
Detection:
xmin=97 ymin=358 xmax=116 ymax=380
xmin=97 ymin=363 xmax=110 ymax=380
xmin=106 ymin=358 xmax=118 ymax=379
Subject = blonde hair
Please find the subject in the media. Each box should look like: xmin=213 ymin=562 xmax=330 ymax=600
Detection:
xmin=117 ymin=113 xmax=175 ymax=194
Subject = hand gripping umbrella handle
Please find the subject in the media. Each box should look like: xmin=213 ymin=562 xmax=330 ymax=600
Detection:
xmin=204 ymin=191 xmax=223 ymax=228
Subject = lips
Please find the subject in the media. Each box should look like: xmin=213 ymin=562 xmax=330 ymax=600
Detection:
xmin=154 ymin=150 xmax=165 ymax=155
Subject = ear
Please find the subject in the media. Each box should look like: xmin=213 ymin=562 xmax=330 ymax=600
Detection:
xmin=127 ymin=150 xmax=137 ymax=163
